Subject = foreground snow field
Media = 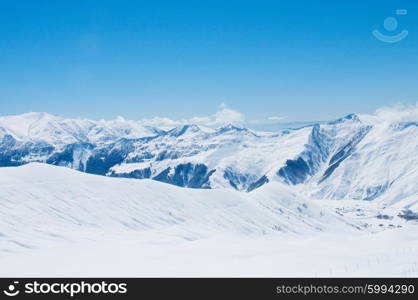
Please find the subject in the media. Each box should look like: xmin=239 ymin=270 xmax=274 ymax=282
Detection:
xmin=1 ymin=163 xmax=417 ymax=277
xmin=2 ymin=229 xmax=418 ymax=277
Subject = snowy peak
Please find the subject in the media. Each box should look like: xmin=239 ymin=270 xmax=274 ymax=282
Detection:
xmin=327 ymin=113 xmax=360 ymax=125
xmin=218 ymin=123 xmax=244 ymax=132
xmin=0 ymin=112 xmax=58 ymax=141
xmin=215 ymin=124 xmax=255 ymax=136
xmin=275 ymin=115 xmax=370 ymax=186
xmin=167 ymin=125 xmax=202 ymax=137
xmin=0 ymin=112 xmax=160 ymax=145
xmin=310 ymin=116 xmax=418 ymax=204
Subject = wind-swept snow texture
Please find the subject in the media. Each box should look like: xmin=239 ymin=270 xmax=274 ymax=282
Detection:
xmin=0 ymin=163 xmax=356 ymax=253
xmin=0 ymin=164 xmax=417 ymax=277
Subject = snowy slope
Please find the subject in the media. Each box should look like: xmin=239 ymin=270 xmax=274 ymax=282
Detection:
xmin=1 ymin=164 xmax=417 ymax=277
xmin=304 ymin=120 xmax=418 ymax=206
xmin=0 ymin=163 xmax=358 ymax=253
xmin=109 ymin=124 xmax=312 ymax=190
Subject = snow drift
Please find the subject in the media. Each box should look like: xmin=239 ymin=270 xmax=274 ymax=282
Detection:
xmin=0 ymin=163 xmax=358 ymax=254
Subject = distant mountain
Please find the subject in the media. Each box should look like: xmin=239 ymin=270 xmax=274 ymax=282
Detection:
xmin=0 ymin=112 xmax=417 ymax=205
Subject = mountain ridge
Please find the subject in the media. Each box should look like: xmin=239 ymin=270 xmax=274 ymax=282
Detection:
xmin=0 ymin=112 xmax=416 ymax=205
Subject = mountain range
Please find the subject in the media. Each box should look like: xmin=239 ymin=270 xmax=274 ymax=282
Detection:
xmin=0 ymin=111 xmax=417 ymax=205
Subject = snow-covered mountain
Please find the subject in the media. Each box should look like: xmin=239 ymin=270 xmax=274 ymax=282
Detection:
xmin=0 ymin=163 xmax=357 ymax=253
xmin=308 ymin=119 xmax=418 ymax=205
xmin=3 ymin=163 xmax=418 ymax=277
xmin=0 ymin=112 xmax=161 ymax=145
xmin=0 ymin=111 xmax=416 ymax=205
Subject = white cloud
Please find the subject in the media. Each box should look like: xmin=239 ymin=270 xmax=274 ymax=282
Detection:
xmin=357 ymin=102 xmax=418 ymax=126
xmin=374 ymin=102 xmax=418 ymax=123
xmin=188 ymin=105 xmax=246 ymax=127
xmin=248 ymin=115 xmax=287 ymax=125
xmin=138 ymin=105 xmax=287 ymax=129
xmin=139 ymin=105 xmax=244 ymax=128
xmin=137 ymin=102 xmax=418 ymax=130
xmin=139 ymin=117 xmax=182 ymax=128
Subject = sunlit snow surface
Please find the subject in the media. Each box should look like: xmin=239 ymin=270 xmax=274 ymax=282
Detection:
xmin=1 ymin=164 xmax=417 ymax=277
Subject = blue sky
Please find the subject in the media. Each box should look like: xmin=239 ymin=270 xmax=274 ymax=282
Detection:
xmin=0 ymin=0 xmax=417 ymax=124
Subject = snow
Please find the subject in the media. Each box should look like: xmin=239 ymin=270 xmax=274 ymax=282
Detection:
xmin=1 ymin=163 xmax=417 ymax=277
xmin=307 ymin=120 xmax=418 ymax=205
xmin=1 ymin=107 xmax=417 ymax=277
xmin=2 ymin=230 xmax=418 ymax=277
xmin=0 ymin=164 xmax=354 ymax=253
xmin=110 ymin=126 xmax=311 ymax=189
xmin=0 ymin=112 xmax=159 ymax=145
xmin=1 ymin=110 xmax=417 ymax=203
